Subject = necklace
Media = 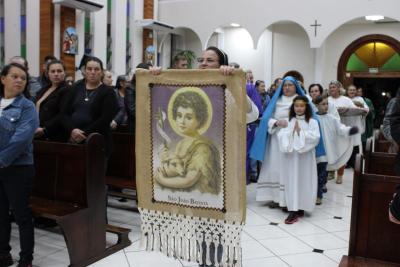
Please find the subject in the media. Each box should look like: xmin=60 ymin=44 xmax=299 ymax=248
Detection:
xmin=84 ymin=83 xmax=101 ymax=102
xmin=84 ymin=89 xmax=91 ymax=102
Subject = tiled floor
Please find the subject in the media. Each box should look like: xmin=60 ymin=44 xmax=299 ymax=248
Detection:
xmin=9 ymin=169 xmax=354 ymax=267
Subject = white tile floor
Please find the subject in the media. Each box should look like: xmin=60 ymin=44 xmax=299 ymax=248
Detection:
xmin=9 ymin=169 xmax=355 ymax=267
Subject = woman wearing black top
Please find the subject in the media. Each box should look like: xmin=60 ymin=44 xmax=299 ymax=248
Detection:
xmin=110 ymin=75 xmax=129 ymax=130
xmin=35 ymin=60 xmax=69 ymax=141
xmin=60 ymin=56 xmax=118 ymax=156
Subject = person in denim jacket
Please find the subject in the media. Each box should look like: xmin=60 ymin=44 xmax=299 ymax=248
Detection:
xmin=0 ymin=63 xmax=39 ymax=267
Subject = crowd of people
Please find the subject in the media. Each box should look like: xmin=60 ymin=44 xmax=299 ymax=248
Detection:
xmin=0 ymin=47 xmax=399 ymax=267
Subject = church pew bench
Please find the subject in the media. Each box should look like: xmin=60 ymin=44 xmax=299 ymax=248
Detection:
xmin=32 ymin=134 xmax=131 ymax=267
xmin=364 ymin=138 xmax=396 ymax=176
xmin=106 ymin=131 xmax=137 ymax=202
xmin=339 ymin=155 xmax=400 ymax=266
xmin=373 ymin=131 xmax=393 ymax=153
xmin=339 ymin=256 xmax=400 ymax=267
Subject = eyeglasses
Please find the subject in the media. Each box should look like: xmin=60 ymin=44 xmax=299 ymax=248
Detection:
xmin=196 ymin=57 xmax=217 ymax=64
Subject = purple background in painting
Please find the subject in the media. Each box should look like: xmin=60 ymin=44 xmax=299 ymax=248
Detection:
xmin=151 ymin=85 xmax=224 ymax=151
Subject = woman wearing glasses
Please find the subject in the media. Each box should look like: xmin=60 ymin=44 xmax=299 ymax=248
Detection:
xmin=151 ymin=46 xmax=259 ymax=124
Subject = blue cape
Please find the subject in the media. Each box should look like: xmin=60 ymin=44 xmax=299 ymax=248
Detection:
xmin=249 ymin=76 xmax=326 ymax=161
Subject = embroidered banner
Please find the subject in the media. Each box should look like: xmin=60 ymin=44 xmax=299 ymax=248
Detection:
xmin=136 ymin=69 xmax=247 ymax=267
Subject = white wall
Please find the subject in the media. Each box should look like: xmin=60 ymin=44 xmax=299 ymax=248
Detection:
xmin=217 ymin=27 xmax=268 ymax=83
xmin=321 ymin=23 xmax=400 ymax=86
xmin=271 ymin=24 xmax=314 ymax=87
xmin=184 ymin=29 xmax=202 ymax=64
xmin=131 ymin=0 xmax=143 ymax=69
xmin=172 ymin=22 xmax=400 ymax=89
xmin=160 ymin=33 xmax=171 ymax=68
xmin=26 ymin=0 xmax=40 ymax=76
xmin=207 ymin=33 xmax=218 ymax=48
xmin=4 ymin=0 xmax=21 ymax=63
xmin=75 ymin=9 xmax=85 ymax=80
xmin=111 ymin=0 xmax=127 ymax=75
xmin=91 ymin=0 xmax=107 ymax=65
xmin=160 ymin=27 xmax=202 ymax=69
xmin=158 ymin=0 xmax=400 ymax=48
xmin=205 ymin=24 xmax=313 ymax=86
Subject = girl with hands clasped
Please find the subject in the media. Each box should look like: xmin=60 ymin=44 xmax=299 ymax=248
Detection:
xmin=277 ymin=96 xmax=320 ymax=224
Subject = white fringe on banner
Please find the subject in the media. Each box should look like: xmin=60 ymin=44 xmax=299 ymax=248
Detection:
xmin=139 ymin=208 xmax=244 ymax=267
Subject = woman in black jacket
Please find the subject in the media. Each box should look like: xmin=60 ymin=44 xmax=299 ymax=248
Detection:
xmin=35 ymin=60 xmax=69 ymax=141
xmin=110 ymin=75 xmax=129 ymax=130
xmin=124 ymin=63 xmax=151 ymax=134
xmin=384 ymin=87 xmax=400 ymax=224
xmin=60 ymin=56 xmax=118 ymax=157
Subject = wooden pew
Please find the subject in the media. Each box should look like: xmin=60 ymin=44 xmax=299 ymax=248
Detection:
xmin=373 ymin=130 xmax=393 ymax=153
xmin=339 ymin=155 xmax=400 ymax=266
xmin=364 ymin=138 xmax=396 ymax=176
xmin=106 ymin=130 xmax=137 ymax=201
xmin=340 ymin=256 xmax=400 ymax=267
xmin=32 ymin=134 xmax=131 ymax=267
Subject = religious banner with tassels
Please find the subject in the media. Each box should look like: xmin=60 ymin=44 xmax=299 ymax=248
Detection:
xmin=135 ymin=69 xmax=247 ymax=267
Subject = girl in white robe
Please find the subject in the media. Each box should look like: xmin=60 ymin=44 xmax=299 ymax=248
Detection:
xmin=252 ymin=77 xmax=326 ymax=212
xmin=277 ymin=96 xmax=320 ymax=224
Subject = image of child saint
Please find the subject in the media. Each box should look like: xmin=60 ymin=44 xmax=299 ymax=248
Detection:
xmin=154 ymin=88 xmax=221 ymax=195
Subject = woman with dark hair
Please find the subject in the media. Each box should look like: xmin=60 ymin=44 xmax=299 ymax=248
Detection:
xmin=383 ymin=87 xmax=400 ymax=224
xmin=256 ymin=80 xmax=270 ymax=110
xmin=199 ymin=46 xmax=229 ymax=66
xmin=276 ymin=95 xmax=320 ymax=223
xmin=35 ymin=60 xmax=69 ymax=141
xmin=308 ymin=83 xmax=323 ymax=96
xmin=267 ymin=77 xmax=282 ymax=97
xmin=110 ymin=75 xmax=129 ymax=130
xmin=60 ymin=56 xmax=119 ymax=157
xmin=0 ymin=63 xmax=39 ymax=267
xmin=308 ymin=83 xmax=339 ymax=118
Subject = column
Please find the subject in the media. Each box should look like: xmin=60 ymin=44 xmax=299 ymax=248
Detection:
xmin=142 ymin=0 xmax=153 ymax=64
xmin=75 ymin=9 xmax=85 ymax=79
xmin=53 ymin=4 xmax=61 ymax=58
xmin=26 ymin=0 xmax=40 ymax=76
xmin=313 ymin=45 xmax=326 ymax=84
xmin=131 ymin=0 xmax=143 ymax=68
xmin=4 ymin=0 xmax=21 ymax=62
xmin=91 ymin=0 xmax=107 ymax=65
xmin=153 ymin=0 xmax=158 ymax=65
xmin=111 ymin=0 xmax=127 ymax=75
xmin=263 ymin=29 xmax=273 ymax=86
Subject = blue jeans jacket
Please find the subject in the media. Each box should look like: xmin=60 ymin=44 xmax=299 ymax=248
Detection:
xmin=0 ymin=95 xmax=39 ymax=168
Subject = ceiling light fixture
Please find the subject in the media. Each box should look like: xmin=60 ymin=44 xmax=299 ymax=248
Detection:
xmin=365 ymin=15 xmax=384 ymax=21
xmin=230 ymin=23 xmax=240 ymax=27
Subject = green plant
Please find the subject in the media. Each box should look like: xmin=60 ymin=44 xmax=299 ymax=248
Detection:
xmin=176 ymin=49 xmax=196 ymax=69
